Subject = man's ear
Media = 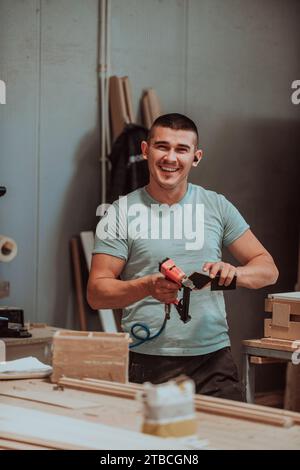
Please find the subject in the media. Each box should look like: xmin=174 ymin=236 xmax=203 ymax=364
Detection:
xmin=192 ymin=149 xmax=203 ymax=167
xmin=141 ymin=140 xmax=148 ymax=160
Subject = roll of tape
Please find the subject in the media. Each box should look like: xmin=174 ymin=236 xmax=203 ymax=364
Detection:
xmin=0 ymin=235 xmax=18 ymax=262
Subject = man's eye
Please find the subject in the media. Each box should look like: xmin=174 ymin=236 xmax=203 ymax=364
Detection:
xmin=158 ymin=146 xmax=167 ymax=150
xmin=177 ymin=148 xmax=188 ymax=153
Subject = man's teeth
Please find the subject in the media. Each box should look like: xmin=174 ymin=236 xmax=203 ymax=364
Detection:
xmin=160 ymin=167 xmax=179 ymax=172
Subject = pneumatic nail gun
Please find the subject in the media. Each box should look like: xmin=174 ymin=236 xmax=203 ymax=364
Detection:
xmin=159 ymin=258 xmax=237 ymax=323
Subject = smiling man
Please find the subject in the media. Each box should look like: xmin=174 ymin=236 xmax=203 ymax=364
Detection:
xmin=142 ymin=123 xmax=202 ymax=202
xmin=88 ymin=113 xmax=278 ymax=401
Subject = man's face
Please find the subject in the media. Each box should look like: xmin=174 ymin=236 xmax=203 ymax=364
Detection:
xmin=141 ymin=126 xmax=202 ymax=191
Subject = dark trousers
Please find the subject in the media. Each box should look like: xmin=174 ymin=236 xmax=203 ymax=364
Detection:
xmin=129 ymin=347 xmax=243 ymax=402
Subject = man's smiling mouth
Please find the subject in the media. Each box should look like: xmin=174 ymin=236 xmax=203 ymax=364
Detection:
xmin=158 ymin=166 xmax=180 ymax=173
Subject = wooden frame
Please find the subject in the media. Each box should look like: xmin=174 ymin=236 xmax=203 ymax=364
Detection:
xmin=51 ymin=330 xmax=130 ymax=383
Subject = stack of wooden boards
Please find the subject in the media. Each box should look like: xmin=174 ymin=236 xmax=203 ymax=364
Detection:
xmin=244 ymin=292 xmax=300 ymax=412
xmin=1 ymin=378 xmax=300 ymax=449
xmin=58 ymin=377 xmax=300 ymax=429
xmin=264 ymin=292 xmax=300 ymax=340
xmin=263 ymin=292 xmax=300 ymax=413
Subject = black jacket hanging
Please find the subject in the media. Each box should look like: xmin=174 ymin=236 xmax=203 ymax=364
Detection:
xmin=107 ymin=124 xmax=149 ymax=203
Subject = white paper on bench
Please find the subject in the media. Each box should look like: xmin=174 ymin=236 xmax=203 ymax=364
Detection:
xmin=0 ymin=356 xmax=52 ymax=375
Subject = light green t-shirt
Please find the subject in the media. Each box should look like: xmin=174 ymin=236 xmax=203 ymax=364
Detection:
xmin=93 ymin=183 xmax=249 ymax=356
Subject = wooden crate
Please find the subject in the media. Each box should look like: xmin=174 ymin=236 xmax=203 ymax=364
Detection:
xmin=51 ymin=330 xmax=131 ymax=384
xmin=264 ymin=293 xmax=300 ymax=340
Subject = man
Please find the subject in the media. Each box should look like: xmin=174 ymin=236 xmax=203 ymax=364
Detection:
xmin=87 ymin=113 xmax=278 ymax=401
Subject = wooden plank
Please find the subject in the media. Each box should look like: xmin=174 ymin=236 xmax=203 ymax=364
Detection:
xmin=70 ymin=237 xmax=87 ymax=331
xmin=0 ymin=403 xmax=189 ymax=450
xmin=109 ymin=76 xmax=129 ymax=141
xmin=265 ymin=298 xmax=300 ymax=315
xmin=80 ymin=231 xmax=118 ymax=333
xmin=142 ymin=92 xmax=152 ymax=129
xmin=90 ymin=378 xmax=300 ymax=425
xmin=58 ymin=377 xmax=300 ymax=427
xmin=264 ymin=318 xmax=300 ymax=341
xmin=244 ymin=337 xmax=300 ymax=351
xmin=55 ymin=330 xmax=128 ymax=339
xmin=122 ymin=76 xmax=135 ymax=123
xmin=194 ymin=399 xmax=292 ymax=427
xmin=193 ymin=392 xmax=293 ymax=419
xmin=250 ymin=356 xmax=286 ymax=365
xmin=0 ymin=438 xmax=51 ymax=450
xmin=79 ymin=230 xmax=94 ymax=271
xmin=0 ymin=388 xmax=101 ymax=409
xmin=147 ymin=88 xmax=162 ymax=122
xmin=272 ymin=302 xmax=291 ymax=328
xmin=59 ymin=377 xmax=137 ymax=400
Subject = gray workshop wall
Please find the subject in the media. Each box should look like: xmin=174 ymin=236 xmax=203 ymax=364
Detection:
xmin=0 ymin=0 xmax=100 ymax=328
xmin=1 ymin=0 xmax=300 ymax=386
xmin=110 ymin=0 xmax=188 ymax=118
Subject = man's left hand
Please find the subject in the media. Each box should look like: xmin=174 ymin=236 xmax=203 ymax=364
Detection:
xmin=203 ymin=261 xmax=237 ymax=287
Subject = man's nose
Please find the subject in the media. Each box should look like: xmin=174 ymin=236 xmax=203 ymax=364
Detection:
xmin=164 ymin=150 xmax=177 ymax=162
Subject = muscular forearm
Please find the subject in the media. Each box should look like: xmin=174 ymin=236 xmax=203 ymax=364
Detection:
xmin=87 ymin=270 xmax=180 ymax=310
xmin=87 ymin=276 xmax=150 ymax=309
xmin=236 ymin=254 xmax=279 ymax=289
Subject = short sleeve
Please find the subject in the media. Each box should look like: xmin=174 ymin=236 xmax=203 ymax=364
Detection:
xmin=219 ymin=195 xmax=250 ymax=247
xmin=93 ymin=201 xmax=129 ymax=261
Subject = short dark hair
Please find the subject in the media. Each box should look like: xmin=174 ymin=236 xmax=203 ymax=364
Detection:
xmin=148 ymin=113 xmax=198 ymax=146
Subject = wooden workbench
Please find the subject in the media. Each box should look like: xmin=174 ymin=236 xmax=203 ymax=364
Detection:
xmin=2 ymin=326 xmax=57 ymax=363
xmin=242 ymin=338 xmax=300 ymax=403
xmin=0 ymin=379 xmax=299 ymax=450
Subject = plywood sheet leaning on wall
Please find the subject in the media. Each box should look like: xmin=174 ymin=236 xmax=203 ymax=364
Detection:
xmin=109 ymin=76 xmax=128 ymax=142
xmin=51 ymin=330 xmax=131 ymax=384
xmin=141 ymin=92 xmax=152 ymax=129
xmin=141 ymin=88 xmax=162 ymax=129
xmin=109 ymin=76 xmax=135 ymax=142
xmin=122 ymin=76 xmax=135 ymax=124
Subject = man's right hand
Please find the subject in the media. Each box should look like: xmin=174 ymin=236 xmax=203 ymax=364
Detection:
xmin=146 ymin=273 xmax=180 ymax=304
xmin=88 ymin=254 xmax=180 ymax=310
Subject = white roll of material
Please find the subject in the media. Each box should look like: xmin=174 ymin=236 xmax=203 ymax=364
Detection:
xmin=0 ymin=235 xmax=18 ymax=263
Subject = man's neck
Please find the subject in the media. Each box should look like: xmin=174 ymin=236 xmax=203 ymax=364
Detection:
xmin=145 ymin=181 xmax=189 ymax=205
